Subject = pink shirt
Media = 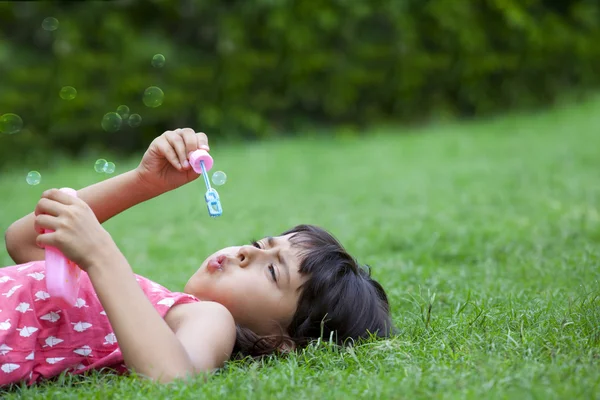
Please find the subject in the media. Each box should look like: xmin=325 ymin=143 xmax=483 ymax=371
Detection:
xmin=0 ymin=261 xmax=199 ymax=386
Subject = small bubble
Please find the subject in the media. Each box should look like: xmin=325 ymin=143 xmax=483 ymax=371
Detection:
xmin=211 ymin=171 xmax=227 ymax=186
xmin=103 ymin=162 xmax=116 ymax=174
xmin=101 ymin=112 xmax=122 ymax=132
xmin=0 ymin=113 xmax=23 ymax=135
xmin=128 ymin=114 xmax=142 ymax=127
xmin=26 ymin=171 xmax=41 ymax=186
xmin=116 ymin=105 xmax=129 ymax=119
xmin=59 ymin=86 xmax=77 ymax=100
xmin=151 ymin=54 xmax=166 ymax=68
xmin=143 ymin=86 xmax=164 ymax=108
xmin=42 ymin=17 xmax=59 ymax=31
xmin=94 ymin=159 xmax=107 ymax=173
xmin=53 ymin=39 xmax=71 ymax=56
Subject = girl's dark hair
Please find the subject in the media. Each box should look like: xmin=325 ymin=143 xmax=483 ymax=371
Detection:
xmin=232 ymin=224 xmax=395 ymax=358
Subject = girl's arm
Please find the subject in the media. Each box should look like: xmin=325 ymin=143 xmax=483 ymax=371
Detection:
xmin=88 ymin=246 xmax=236 ymax=382
xmin=5 ymin=169 xmax=161 ymax=264
xmin=32 ymin=188 xmax=235 ymax=382
xmin=5 ymin=128 xmax=210 ymax=264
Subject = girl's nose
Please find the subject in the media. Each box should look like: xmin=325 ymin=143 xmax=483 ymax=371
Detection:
xmin=237 ymin=245 xmax=256 ymax=268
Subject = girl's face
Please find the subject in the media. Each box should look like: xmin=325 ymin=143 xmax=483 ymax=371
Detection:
xmin=184 ymin=234 xmax=307 ymax=336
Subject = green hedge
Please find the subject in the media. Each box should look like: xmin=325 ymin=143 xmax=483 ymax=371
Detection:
xmin=1 ymin=0 xmax=599 ymax=168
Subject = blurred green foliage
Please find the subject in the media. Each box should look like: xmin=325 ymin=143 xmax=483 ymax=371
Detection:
xmin=1 ymin=0 xmax=599 ymax=168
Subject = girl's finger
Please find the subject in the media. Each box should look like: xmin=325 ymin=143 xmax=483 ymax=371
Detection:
xmin=179 ymin=129 xmax=199 ymax=166
xmin=196 ymin=131 xmax=210 ymax=151
xmin=36 ymin=231 xmax=58 ymax=249
xmin=42 ymin=189 xmax=78 ymax=206
xmin=34 ymin=197 xmax=63 ymax=217
xmin=165 ymin=131 xmax=188 ymax=169
xmin=156 ymin=139 xmax=182 ymax=170
xmin=34 ymin=214 xmax=60 ymax=235
xmin=33 ymin=217 xmax=45 ymax=235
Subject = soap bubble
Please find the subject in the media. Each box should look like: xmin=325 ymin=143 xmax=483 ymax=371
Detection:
xmin=0 ymin=113 xmax=23 ymax=135
xmin=42 ymin=17 xmax=59 ymax=31
xmin=59 ymin=86 xmax=77 ymax=100
xmin=142 ymin=86 xmax=164 ymax=108
xmin=94 ymin=159 xmax=107 ymax=173
xmin=211 ymin=171 xmax=227 ymax=186
xmin=116 ymin=105 xmax=129 ymax=119
xmin=26 ymin=171 xmax=41 ymax=186
xmin=151 ymin=54 xmax=165 ymax=68
xmin=103 ymin=162 xmax=116 ymax=174
xmin=53 ymin=39 xmax=72 ymax=56
xmin=128 ymin=114 xmax=142 ymax=127
xmin=101 ymin=112 xmax=122 ymax=132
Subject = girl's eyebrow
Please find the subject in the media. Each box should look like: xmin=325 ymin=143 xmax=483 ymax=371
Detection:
xmin=267 ymin=236 xmax=291 ymax=286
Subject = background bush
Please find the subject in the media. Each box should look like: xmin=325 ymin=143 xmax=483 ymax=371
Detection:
xmin=1 ymin=0 xmax=599 ymax=168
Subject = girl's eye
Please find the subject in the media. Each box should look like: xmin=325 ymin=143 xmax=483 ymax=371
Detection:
xmin=251 ymin=241 xmax=261 ymax=249
xmin=268 ymin=264 xmax=277 ymax=282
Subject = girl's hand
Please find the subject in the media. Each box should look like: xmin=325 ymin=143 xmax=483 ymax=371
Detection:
xmin=34 ymin=189 xmax=116 ymax=271
xmin=135 ymin=128 xmax=210 ymax=195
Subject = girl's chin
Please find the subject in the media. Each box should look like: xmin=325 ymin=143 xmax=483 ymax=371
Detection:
xmin=183 ymin=274 xmax=204 ymax=295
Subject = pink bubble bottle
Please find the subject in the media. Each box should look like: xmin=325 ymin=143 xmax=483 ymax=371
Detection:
xmin=44 ymin=187 xmax=82 ymax=307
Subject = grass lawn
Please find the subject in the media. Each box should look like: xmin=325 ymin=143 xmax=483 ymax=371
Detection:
xmin=0 ymin=97 xmax=599 ymax=399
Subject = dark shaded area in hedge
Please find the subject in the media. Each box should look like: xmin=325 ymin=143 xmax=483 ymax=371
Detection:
xmin=1 ymin=0 xmax=599 ymax=168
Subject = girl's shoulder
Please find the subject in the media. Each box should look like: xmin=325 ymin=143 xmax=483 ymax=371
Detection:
xmin=165 ymin=300 xmax=235 ymax=333
xmin=165 ymin=301 xmax=237 ymax=370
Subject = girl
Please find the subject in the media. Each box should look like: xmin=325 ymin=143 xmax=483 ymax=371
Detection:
xmin=2 ymin=128 xmax=394 ymax=386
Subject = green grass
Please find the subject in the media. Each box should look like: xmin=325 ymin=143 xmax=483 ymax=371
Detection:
xmin=1 ymin=97 xmax=599 ymax=399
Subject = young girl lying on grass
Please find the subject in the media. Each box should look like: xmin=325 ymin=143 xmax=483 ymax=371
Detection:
xmin=1 ymin=128 xmax=394 ymax=386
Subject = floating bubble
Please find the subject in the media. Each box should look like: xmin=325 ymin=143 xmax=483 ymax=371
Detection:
xmin=53 ymin=39 xmax=72 ymax=56
xmin=151 ymin=54 xmax=165 ymax=68
xmin=94 ymin=159 xmax=107 ymax=173
xmin=0 ymin=113 xmax=23 ymax=135
xmin=59 ymin=86 xmax=77 ymax=100
xmin=101 ymin=112 xmax=122 ymax=132
xmin=116 ymin=105 xmax=130 ymax=119
xmin=211 ymin=171 xmax=227 ymax=186
xmin=26 ymin=171 xmax=41 ymax=186
xmin=103 ymin=162 xmax=116 ymax=174
xmin=143 ymin=86 xmax=164 ymax=108
xmin=42 ymin=17 xmax=59 ymax=31
xmin=128 ymin=114 xmax=142 ymax=127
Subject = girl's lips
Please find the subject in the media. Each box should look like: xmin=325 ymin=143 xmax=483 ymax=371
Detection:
xmin=207 ymin=255 xmax=227 ymax=273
